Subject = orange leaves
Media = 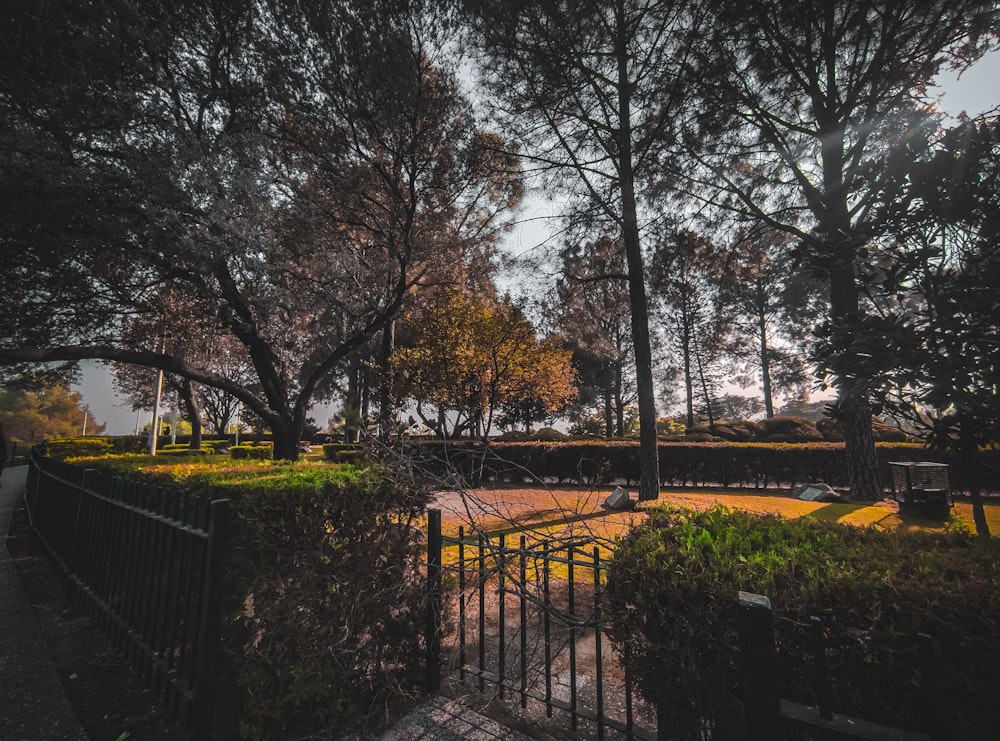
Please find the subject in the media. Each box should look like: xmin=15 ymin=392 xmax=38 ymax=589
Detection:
xmin=389 ymin=289 xmax=577 ymax=433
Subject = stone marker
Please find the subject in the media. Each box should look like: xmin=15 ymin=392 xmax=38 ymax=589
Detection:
xmin=604 ymin=486 xmax=630 ymax=510
xmin=794 ymin=483 xmax=843 ymax=502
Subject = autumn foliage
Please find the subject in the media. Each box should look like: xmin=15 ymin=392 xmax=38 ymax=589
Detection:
xmin=389 ymin=289 xmax=577 ymax=438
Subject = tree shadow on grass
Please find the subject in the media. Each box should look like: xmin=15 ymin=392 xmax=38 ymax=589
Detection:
xmin=804 ymin=502 xmax=904 ymax=530
xmin=803 ymin=503 xmax=866 ymax=522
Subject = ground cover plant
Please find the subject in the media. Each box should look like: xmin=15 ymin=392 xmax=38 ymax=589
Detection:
xmin=605 ymin=506 xmax=1000 ymax=740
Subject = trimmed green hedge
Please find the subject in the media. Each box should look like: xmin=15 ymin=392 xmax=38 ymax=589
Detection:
xmin=322 ymin=443 xmax=360 ymax=459
xmin=208 ymin=468 xmax=430 ymax=739
xmin=60 ymin=456 xmax=431 ymax=739
xmin=42 ymin=436 xmax=146 ymax=459
xmin=230 ymin=444 xmax=272 ymax=460
xmin=605 ymin=507 xmax=1000 ymax=739
xmin=155 ymin=448 xmax=212 ymax=457
xmin=392 ymin=440 xmax=998 ymax=492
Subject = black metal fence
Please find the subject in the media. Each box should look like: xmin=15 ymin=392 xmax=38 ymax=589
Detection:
xmin=738 ymin=591 xmax=938 ymax=741
xmin=425 ymin=508 xmax=658 ymax=740
xmin=425 ymin=510 xmax=945 ymax=741
xmin=25 ymin=450 xmax=229 ymax=740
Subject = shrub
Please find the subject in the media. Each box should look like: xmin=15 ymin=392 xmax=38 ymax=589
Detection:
xmin=531 ymin=427 xmax=568 ymax=441
xmin=322 ymin=443 xmax=361 ymax=460
xmin=758 ymin=415 xmax=825 ymax=442
xmin=40 ymin=436 xmax=149 ymax=459
xmin=66 ymin=456 xmax=432 ymax=739
xmin=230 ymin=444 xmax=272 ymax=460
xmin=389 ymin=440 xmax=998 ymax=492
xmin=156 ymin=448 xmax=211 ymax=457
xmin=495 ymin=429 xmax=529 ymax=441
xmin=205 ymin=466 xmax=431 ymax=739
xmin=711 ymin=420 xmax=762 ymax=442
xmin=333 ymin=450 xmax=366 ymax=464
xmin=605 ymin=507 xmax=1000 ymax=740
xmin=43 ymin=437 xmax=116 ymax=459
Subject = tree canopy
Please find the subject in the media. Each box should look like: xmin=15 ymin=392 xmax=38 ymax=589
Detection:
xmin=2 ymin=0 xmax=998 ymax=492
xmin=0 ymin=0 xmax=519 ymax=458
xmin=0 ymin=383 xmax=104 ymax=445
xmin=675 ymin=0 xmax=997 ymax=497
xmin=389 ymin=289 xmax=577 ymax=439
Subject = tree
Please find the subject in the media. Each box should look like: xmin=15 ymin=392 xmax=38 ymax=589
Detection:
xmin=389 ymin=289 xmax=577 ymax=439
xmin=718 ymin=226 xmax=815 ymax=417
xmin=111 ymin=287 xmax=258 ymax=446
xmin=651 ymin=229 xmax=728 ymax=430
xmin=0 ymin=383 xmax=104 ymax=445
xmin=464 ymin=0 xmax=707 ymax=498
xmin=868 ymin=117 xmax=1000 ymax=535
xmin=554 ymin=236 xmax=635 ymax=437
xmin=678 ymin=0 xmax=997 ymax=497
xmin=0 ymin=1 xmax=519 ymax=459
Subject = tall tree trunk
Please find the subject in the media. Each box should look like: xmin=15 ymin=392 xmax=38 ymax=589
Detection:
xmin=378 ymin=321 xmax=395 ymax=439
xmin=615 ymin=363 xmax=625 ymax=437
xmin=179 ymin=378 xmax=203 ymax=449
xmin=695 ymin=346 xmax=715 ymax=429
xmin=360 ymin=362 xmax=371 ymax=432
xmin=820 ymin=110 xmax=880 ymax=500
xmin=271 ymin=418 xmax=302 ymax=461
xmin=683 ymin=309 xmax=695 ymax=429
xmin=840 ymin=395 xmax=879 ymax=500
xmin=345 ymin=362 xmax=360 ymax=444
xmin=616 ymin=1 xmax=658 ymax=499
xmin=604 ymin=374 xmax=614 ymax=438
xmin=960 ymin=434 xmax=991 ymax=538
xmin=758 ymin=293 xmax=774 ymax=418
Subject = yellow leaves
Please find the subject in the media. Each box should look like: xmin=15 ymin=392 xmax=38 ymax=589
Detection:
xmin=389 ymin=288 xmax=578 ymax=424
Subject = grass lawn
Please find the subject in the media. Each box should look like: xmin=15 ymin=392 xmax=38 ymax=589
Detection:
xmin=428 ymin=484 xmax=1000 ymax=577
xmin=431 ymin=484 xmax=1000 ymax=541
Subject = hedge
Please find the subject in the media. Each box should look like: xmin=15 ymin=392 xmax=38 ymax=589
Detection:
xmin=62 ymin=456 xmax=431 ymax=739
xmin=605 ymin=506 xmax=1000 ymax=739
xmin=322 ymin=442 xmax=360 ymax=458
xmin=41 ymin=436 xmax=146 ymax=459
xmin=390 ymin=440 xmax=999 ymax=492
xmin=230 ymin=444 xmax=273 ymax=460
xmin=207 ymin=467 xmax=431 ymax=739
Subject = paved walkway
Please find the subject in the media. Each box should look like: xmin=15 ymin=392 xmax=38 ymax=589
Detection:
xmin=0 ymin=466 xmax=88 ymax=740
xmin=380 ymin=694 xmax=534 ymax=741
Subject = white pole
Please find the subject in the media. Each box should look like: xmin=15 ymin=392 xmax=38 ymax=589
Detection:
xmin=149 ymin=369 xmax=164 ymax=455
xmin=81 ymin=410 xmax=88 ymax=436
xmin=134 ymin=409 xmax=141 ymax=435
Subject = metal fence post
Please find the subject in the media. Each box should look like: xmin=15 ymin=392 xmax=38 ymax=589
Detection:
xmin=918 ymin=633 xmax=943 ymax=741
xmin=738 ymin=591 xmax=781 ymax=741
xmin=426 ymin=508 xmax=442 ymax=692
xmin=191 ymin=498 xmax=230 ymax=741
xmin=63 ymin=469 xmax=92 ymax=610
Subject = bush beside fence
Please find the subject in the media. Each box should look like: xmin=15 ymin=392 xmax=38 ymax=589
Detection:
xmin=25 ymin=450 xmax=229 ymax=739
xmin=25 ymin=450 xmax=433 ymax=739
xmin=604 ymin=506 xmax=1000 ymax=740
xmin=206 ymin=467 xmax=431 ymax=739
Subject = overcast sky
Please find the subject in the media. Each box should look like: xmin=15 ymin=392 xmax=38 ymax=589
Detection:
xmin=75 ymin=51 xmax=1000 ymax=435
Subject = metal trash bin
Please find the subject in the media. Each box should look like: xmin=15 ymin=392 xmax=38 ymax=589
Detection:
xmin=889 ymin=462 xmax=952 ymax=517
